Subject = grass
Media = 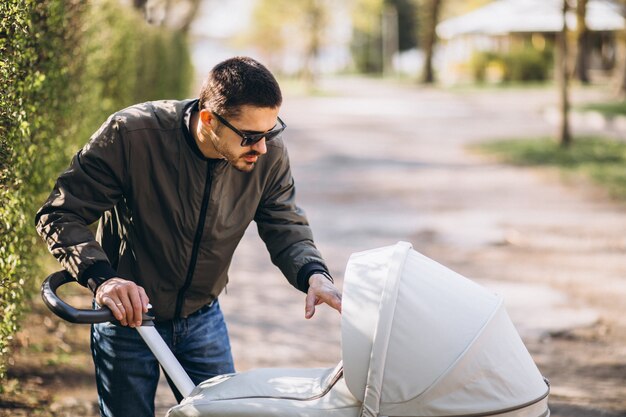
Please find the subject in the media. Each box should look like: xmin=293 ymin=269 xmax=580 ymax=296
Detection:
xmin=473 ymin=136 xmax=626 ymax=200
xmin=446 ymin=80 xmax=555 ymax=93
xmin=578 ymin=101 xmax=626 ymax=117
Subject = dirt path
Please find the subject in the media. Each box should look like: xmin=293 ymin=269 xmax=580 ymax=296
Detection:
xmin=2 ymin=78 xmax=625 ymax=416
xmin=226 ymin=78 xmax=626 ymax=416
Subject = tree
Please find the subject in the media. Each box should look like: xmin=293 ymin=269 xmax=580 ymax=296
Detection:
xmin=132 ymin=0 xmax=201 ymax=33
xmin=301 ymin=0 xmax=329 ymax=88
xmin=244 ymin=0 xmax=330 ymax=88
xmin=382 ymin=4 xmax=399 ymax=75
xmin=557 ymin=0 xmax=572 ymax=147
xmin=420 ymin=0 xmax=443 ymax=83
xmin=351 ymin=0 xmax=386 ymax=73
xmin=575 ymin=0 xmax=590 ymax=84
xmin=351 ymin=0 xmax=418 ymax=74
xmin=393 ymin=0 xmax=419 ymax=52
xmin=245 ymin=0 xmax=290 ymax=70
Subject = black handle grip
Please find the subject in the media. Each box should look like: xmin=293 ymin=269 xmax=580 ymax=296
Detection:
xmin=41 ymin=270 xmax=115 ymax=324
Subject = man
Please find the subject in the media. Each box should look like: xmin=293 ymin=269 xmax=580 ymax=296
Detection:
xmin=35 ymin=56 xmax=341 ymax=417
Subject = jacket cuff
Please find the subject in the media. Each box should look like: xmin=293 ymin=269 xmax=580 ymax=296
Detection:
xmin=296 ymin=262 xmax=332 ymax=293
xmin=80 ymin=261 xmax=117 ymax=294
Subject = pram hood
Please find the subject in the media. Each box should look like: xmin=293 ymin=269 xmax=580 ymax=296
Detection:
xmin=342 ymin=242 xmax=549 ymax=416
xmin=167 ymin=242 xmax=549 ymax=417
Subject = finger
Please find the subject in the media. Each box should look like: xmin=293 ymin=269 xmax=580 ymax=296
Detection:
xmin=321 ymin=290 xmax=342 ymax=314
xmin=305 ymin=291 xmax=317 ymax=319
xmin=331 ymin=292 xmax=342 ymax=313
xmin=128 ymin=286 xmax=144 ymax=327
xmin=330 ymin=294 xmax=342 ymax=313
xmin=116 ymin=291 xmax=133 ymax=326
xmin=101 ymin=295 xmax=125 ymax=322
xmin=138 ymin=287 xmax=150 ymax=312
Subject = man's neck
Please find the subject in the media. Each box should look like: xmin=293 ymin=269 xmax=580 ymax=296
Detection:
xmin=190 ymin=111 xmax=221 ymax=159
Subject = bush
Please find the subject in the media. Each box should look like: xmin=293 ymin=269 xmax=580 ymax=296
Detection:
xmin=0 ymin=0 xmax=193 ymax=382
xmin=471 ymin=46 xmax=553 ymax=84
xmin=0 ymin=0 xmax=78 ymax=385
xmin=470 ymin=51 xmax=500 ymax=83
xmin=502 ymin=47 xmax=552 ymax=82
xmin=75 ymin=0 xmax=193 ymax=153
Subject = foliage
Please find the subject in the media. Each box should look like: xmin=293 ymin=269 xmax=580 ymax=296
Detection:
xmin=471 ymin=46 xmax=553 ymax=82
xmin=0 ymin=0 xmax=192 ymax=383
xmin=77 ymin=0 xmax=192 ymax=142
xmin=471 ymin=46 xmax=553 ymax=84
xmin=503 ymin=47 xmax=553 ymax=82
xmin=245 ymin=0 xmax=331 ymax=81
xmin=246 ymin=0 xmax=297 ymax=65
xmin=470 ymin=51 xmax=498 ymax=82
xmin=0 ymin=0 xmax=78 ymax=386
xmin=350 ymin=0 xmax=418 ymax=74
xmin=475 ymin=137 xmax=626 ymax=200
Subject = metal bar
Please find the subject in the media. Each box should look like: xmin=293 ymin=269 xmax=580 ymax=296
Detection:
xmin=136 ymin=326 xmax=195 ymax=398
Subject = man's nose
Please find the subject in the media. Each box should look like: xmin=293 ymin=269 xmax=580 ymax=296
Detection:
xmin=251 ymin=138 xmax=267 ymax=155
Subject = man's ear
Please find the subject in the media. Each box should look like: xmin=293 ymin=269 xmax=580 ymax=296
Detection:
xmin=199 ymin=109 xmax=215 ymax=128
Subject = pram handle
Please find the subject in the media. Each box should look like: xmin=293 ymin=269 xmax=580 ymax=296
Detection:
xmin=41 ymin=270 xmax=154 ymax=324
xmin=41 ymin=270 xmax=194 ymax=396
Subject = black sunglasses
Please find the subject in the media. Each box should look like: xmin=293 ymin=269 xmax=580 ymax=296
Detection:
xmin=213 ymin=113 xmax=287 ymax=147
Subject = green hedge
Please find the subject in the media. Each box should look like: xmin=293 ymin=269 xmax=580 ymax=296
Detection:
xmin=77 ymin=0 xmax=193 ymax=138
xmin=0 ymin=0 xmax=192 ymax=382
xmin=0 ymin=0 xmax=73 ymax=384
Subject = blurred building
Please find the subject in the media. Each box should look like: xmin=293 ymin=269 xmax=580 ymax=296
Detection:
xmin=436 ymin=0 xmax=625 ymax=84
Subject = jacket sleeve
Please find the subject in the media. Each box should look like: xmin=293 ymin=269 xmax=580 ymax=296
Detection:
xmin=254 ymin=143 xmax=329 ymax=293
xmin=35 ymin=115 xmax=128 ymax=288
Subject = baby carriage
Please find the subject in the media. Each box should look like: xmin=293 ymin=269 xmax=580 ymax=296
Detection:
xmin=42 ymin=241 xmax=550 ymax=416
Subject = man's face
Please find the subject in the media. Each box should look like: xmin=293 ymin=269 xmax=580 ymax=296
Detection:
xmin=202 ymin=105 xmax=280 ymax=173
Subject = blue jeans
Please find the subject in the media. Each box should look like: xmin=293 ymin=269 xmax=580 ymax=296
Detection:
xmin=91 ymin=300 xmax=235 ymax=417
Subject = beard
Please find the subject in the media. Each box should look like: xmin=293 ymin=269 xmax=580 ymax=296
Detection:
xmin=210 ymin=130 xmax=260 ymax=173
xmin=231 ymin=151 xmax=261 ymax=173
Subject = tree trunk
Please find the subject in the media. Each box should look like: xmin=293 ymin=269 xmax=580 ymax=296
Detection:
xmin=615 ymin=2 xmax=626 ymax=97
xmin=382 ymin=4 xmax=399 ymax=77
xmin=616 ymin=31 xmax=626 ymax=98
xmin=557 ymin=0 xmax=572 ymax=147
xmin=421 ymin=0 xmax=442 ymax=84
xmin=575 ymin=0 xmax=590 ymax=84
xmin=301 ymin=0 xmax=325 ymax=91
xmin=133 ymin=0 xmax=148 ymax=9
xmin=177 ymin=0 xmax=202 ymax=34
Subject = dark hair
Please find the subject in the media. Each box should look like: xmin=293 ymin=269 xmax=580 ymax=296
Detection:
xmin=198 ymin=57 xmax=282 ymax=119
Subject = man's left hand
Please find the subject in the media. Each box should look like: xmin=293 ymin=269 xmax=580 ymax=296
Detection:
xmin=305 ymin=273 xmax=342 ymax=319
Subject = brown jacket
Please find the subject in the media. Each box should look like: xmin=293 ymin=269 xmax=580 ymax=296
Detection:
xmin=35 ymin=99 xmax=328 ymax=320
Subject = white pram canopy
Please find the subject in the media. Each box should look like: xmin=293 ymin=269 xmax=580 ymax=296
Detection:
xmin=167 ymin=242 xmax=549 ymax=417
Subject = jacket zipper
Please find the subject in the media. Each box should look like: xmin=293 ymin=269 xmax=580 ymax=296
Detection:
xmin=174 ymin=161 xmax=213 ymax=318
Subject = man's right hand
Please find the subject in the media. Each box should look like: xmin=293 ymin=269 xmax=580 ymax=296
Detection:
xmin=95 ymin=278 xmax=150 ymax=327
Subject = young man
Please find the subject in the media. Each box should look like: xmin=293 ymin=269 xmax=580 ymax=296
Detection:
xmin=35 ymin=56 xmax=341 ymax=417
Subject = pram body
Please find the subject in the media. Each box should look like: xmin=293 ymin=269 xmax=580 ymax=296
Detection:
xmin=42 ymin=242 xmax=549 ymax=417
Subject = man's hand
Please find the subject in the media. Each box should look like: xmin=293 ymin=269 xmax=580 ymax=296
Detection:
xmin=305 ymin=274 xmax=342 ymax=319
xmin=95 ymin=278 xmax=150 ymax=327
